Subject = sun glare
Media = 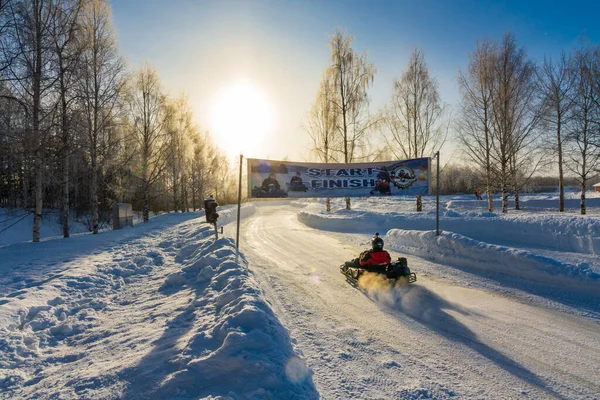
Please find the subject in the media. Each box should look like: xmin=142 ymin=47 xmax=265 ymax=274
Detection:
xmin=210 ymin=82 xmax=274 ymax=159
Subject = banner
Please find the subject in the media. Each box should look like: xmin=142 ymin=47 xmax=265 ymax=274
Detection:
xmin=247 ymin=158 xmax=430 ymax=199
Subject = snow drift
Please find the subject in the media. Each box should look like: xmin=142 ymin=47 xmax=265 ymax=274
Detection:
xmin=298 ymin=203 xmax=600 ymax=254
xmin=386 ymin=229 xmax=600 ymax=293
xmin=0 ymin=206 xmax=317 ymax=399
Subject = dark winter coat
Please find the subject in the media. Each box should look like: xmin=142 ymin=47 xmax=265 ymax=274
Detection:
xmin=262 ymin=177 xmax=280 ymax=191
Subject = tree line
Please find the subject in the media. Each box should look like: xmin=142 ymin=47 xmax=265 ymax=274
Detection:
xmin=0 ymin=0 xmax=233 ymax=242
xmin=306 ymin=29 xmax=600 ymax=214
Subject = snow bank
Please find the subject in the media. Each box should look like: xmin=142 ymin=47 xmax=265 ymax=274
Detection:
xmin=0 ymin=207 xmax=316 ymax=399
xmin=298 ymin=203 xmax=600 ymax=254
xmin=297 ymin=195 xmax=600 ymax=291
xmin=156 ymin=230 xmax=318 ymax=399
xmin=217 ymin=202 xmax=257 ymax=224
xmin=0 ymin=202 xmax=257 ymax=249
xmin=385 ymin=229 xmax=600 ymax=293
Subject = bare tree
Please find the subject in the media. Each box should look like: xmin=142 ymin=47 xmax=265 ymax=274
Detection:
xmin=490 ymin=32 xmax=540 ymax=213
xmin=78 ymin=0 xmax=124 ymax=233
xmin=189 ymin=130 xmax=209 ymax=210
xmin=306 ymin=73 xmax=339 ymax=211
xmin=566 ymin=43 xmax=600 ymax=215
xmin=3 ymin=0 xmax=57 ymax=242
xmin=326 ymin=28 xmax=375 ymax=210
xmin=164 ymin=95 xmax=193 ymax=212
xmin=307 ymin=75 xmax=339 ymax=163
xmin=383 ymin=48 xmax=445 ymax=160
xmin=128 ymin=64 xmax=168 ymax=222
xmin=457 ymin=40 xmax=497 ymax=211
xmin=538 ymin=52 xmax=574 ymax=212
xmin=50 ymin=0 xmax=81 ymax=237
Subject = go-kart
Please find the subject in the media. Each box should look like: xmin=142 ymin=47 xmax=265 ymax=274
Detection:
xmin=340 ymin=257 xmax=417 ymax=287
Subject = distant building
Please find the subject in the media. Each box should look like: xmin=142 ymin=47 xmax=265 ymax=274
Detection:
xmin=594 ymin=182 xmax=600 ymax=193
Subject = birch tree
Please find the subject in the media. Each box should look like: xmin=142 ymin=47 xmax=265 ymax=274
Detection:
xmin=457 ymin=40 xmax=497 ymax=211
xmin=327 ymin=28 xmax=375 ymax=210
xmin=566 ymin=43 xmax=600 ymax=215
xmin=129 ymin=64 xmax=168 ymax=222
xmin=538 ymin=52 xmax=574 ymax=212
xmin=306 ymin=74 xmax=338 ymax=211
xmin=164 ymin=96 xmax=194 ymax=212
xmin=490 ymin=33 xmax=540 ymax=213
xmin=78 ymin=0 xmax=124 ymax=233
xmin=383 ymin=48 xmax=444 ymax=160
xmin=3 ymin=0 xmax=56 ymax=242
xmin=50 ymin=0 xmax=81 ymax=237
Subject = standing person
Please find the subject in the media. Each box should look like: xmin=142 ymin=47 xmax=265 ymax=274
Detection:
xmin=476 ymin=188 xmax=482 ymax=200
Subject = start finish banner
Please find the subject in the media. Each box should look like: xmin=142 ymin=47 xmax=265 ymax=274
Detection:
xmin=247 ymin=158 xmax=431 ymax=199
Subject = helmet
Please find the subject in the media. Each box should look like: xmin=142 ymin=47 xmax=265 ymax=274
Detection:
xmin=371 ymin=232 xmax=384 ymax=250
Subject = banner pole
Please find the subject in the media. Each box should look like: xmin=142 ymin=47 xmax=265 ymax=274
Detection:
xmin=236 ymin=154 xmax=243 ymax=249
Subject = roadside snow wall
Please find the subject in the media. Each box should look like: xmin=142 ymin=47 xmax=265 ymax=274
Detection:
xmin=298 ymin=206 xmax=600 ymax=255
xmin=385 ymin=229 xmax=599 ymax=294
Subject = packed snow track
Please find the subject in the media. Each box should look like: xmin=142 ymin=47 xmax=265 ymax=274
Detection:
xmin=236 ymin=204 xmax=600 ymax=399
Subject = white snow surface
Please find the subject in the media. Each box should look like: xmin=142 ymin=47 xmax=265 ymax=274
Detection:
xmin=1 ymin=204 xmax=318 ymax=399
xmin=1 ymin=193 xmax=600 ymax=399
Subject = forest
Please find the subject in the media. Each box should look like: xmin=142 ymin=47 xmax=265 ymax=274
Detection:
xmin=0 ymin=0 xmax=235 ymax=242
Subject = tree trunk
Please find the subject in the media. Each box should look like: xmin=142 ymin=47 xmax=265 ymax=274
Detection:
xmin=32 ymin=1 xmax=43 ymax=243
xmin=581 ymin=182 xmax=586 ymax=215
xmin=92 ymin=47 xmax=100 ymax=234
xmin=61 ymin=69 xmax=70 ymax=238
xmin=62 ymin=134 xmax=69 ymax=238
xmin=192 ymin=175 xmax=196 ymax=211
xmin=91 ymin=150 xmax=99 ymax=234
xmin=21 ymin=164 xmax=28 ymax=209
xmin=501 ymin=178 xmax=508 ymax=214
xmin=557 ymin=118 xmax=564 ymax=212
xmin=513 ymin=169 xmax=520 ymax=211
xmin=173 ymin=177 xmax=178 ymax=212
xmin=485 ymin=109 xmax=494 ymax=213
xmin=143 ymin=178 xmax=149 ymax=222
xmin=33 ymin=162 xmax=43 ymax=242
xmin=486 ymin=187 xmax=493 ymax=212
xmin=340 ymin=63 xmax=351 ymax=212
xmin=180 ymin=174 xmax=186 ymax=212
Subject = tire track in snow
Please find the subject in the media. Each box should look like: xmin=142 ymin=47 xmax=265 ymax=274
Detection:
xmin=236 ymin=205 xmax=600 ymax=399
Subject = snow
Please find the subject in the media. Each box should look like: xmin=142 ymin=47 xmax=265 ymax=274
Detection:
xmin=298 ymin=196 xmax=600 ymax=282
xmin=1 ymin=192 xmax=600 ymax=399
xmin=1 ymin=204 xmax=318 ymax=399
xmin=298 ymin=195 xmax=600 ymax=319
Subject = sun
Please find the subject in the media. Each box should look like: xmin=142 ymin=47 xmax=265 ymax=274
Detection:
xmin=210 ymin=82 xmax=274 ymax=159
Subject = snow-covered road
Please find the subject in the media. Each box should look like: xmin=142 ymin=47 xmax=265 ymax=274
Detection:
xmin=237 ymin=205 xmax=600 ymax=399
xmin=2 ymin=198 xmax=599 ymax=399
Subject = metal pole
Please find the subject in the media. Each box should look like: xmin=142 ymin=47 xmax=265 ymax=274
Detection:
xmin=214 ymin=222 xmax=219 ymax=240
xmin=436 ymin=151 xmax=440 ymax=236
xmin=236 ymin=154 xmax=243 ymax=249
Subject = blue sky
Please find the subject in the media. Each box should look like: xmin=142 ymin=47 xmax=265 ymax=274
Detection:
xmin=110 ymin=0 xmax=600 ymax=161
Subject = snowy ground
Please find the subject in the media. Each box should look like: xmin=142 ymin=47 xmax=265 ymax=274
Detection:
xmin=1 ymin=191 xmax=599 ymax=399
xmin=0 ymin=206 xmax=317 ymax=399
